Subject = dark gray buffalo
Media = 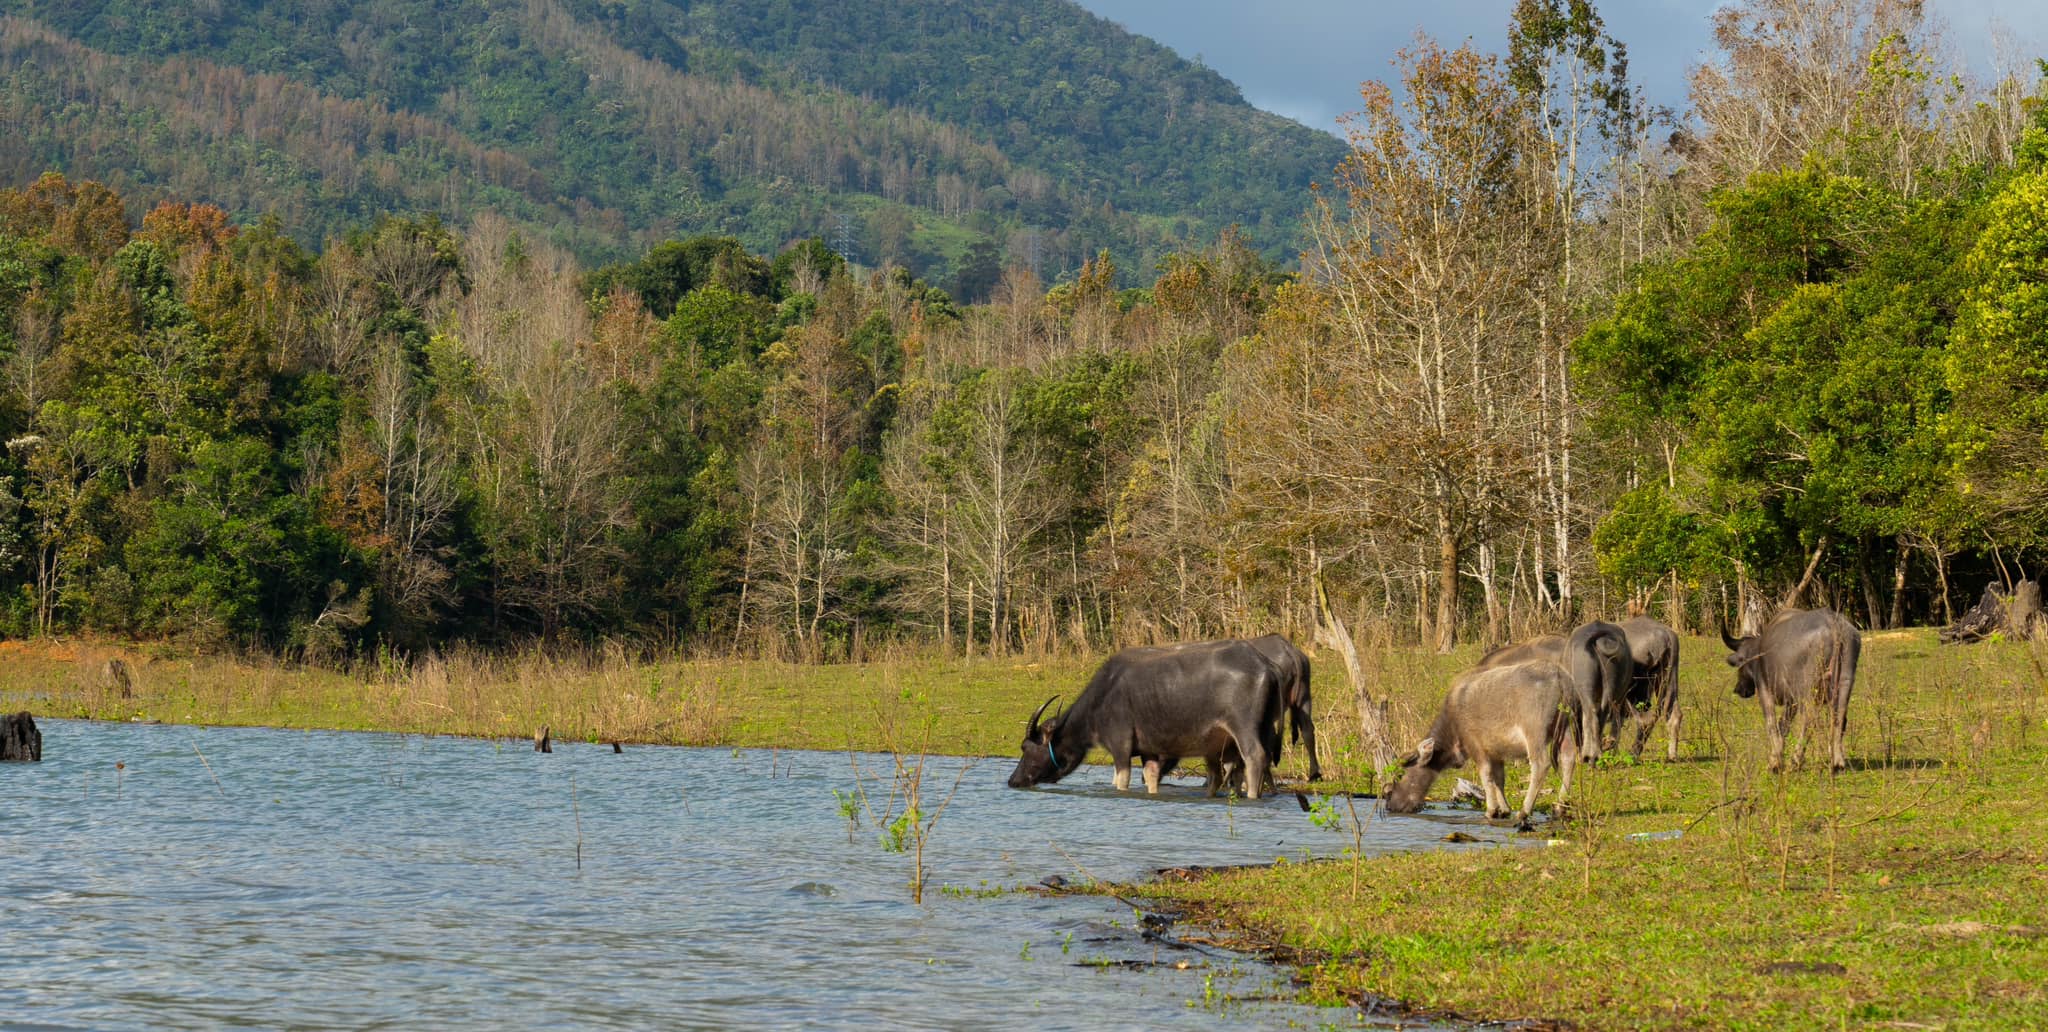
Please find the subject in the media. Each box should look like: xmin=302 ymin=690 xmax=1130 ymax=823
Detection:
xmin=1133 ymin=634 xmax=1315 ymax=786
xmin=1618 ymin=616 xmax=1681 ymax=761
xmin=1476 ymin=621 xmax=1632 ymax=760
xmin=1007 ymin=639 xmax=1283 ymax=799
xmin=1384 ymin=658 xmax=1580 ymax=821
xmin=1723 ymin=608 xmax=1861 ymax=771
xmin=1246 ymin=634 xmax=1320 ymax=782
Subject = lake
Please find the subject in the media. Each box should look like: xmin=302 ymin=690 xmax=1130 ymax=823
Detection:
xmin=0 ymin=720 xmax=1506 ymax=1029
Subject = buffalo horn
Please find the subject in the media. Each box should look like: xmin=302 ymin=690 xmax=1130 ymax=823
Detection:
xmin=1720 ymin=622 xmax=1742 ymax=651
xmin=1027 ymin=695 xmax=1059 ymax=737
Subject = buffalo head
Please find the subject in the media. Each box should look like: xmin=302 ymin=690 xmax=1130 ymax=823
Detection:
xmin=1380 ymin=736 xmax=1440 ymax=814
xmin=1722 ymin=624 xmax=1762 ymax=698
xmin=1007 ymin=695 xmax=1066 ymax=789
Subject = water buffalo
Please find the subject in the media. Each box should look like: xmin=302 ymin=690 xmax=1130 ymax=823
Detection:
xmin=1723 ymin=608 xmax=1861 ymax=771
xmin=1476 ymin=622 xmax=1632 ymax=761
xmin=1619 ymin=617 xmax=1681 ymax=761
xmin=1128 ymin=634 xmax=1313 ymax=786
xmin=1245 ymin=634 xmax=1320 ymax=781
xmin=1384 ymin=659 xmax=1580 ymax=821
xmin=1007 ymin=639 xmax=1283 ymax=799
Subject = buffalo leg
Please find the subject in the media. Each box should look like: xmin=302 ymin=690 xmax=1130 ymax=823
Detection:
xmin=1142 ymin=757 xmax=1165 ymax=794
xmin=1578 ymin=686 xmax=1604 ymax=764
xmin=1554 ymin=737 xmax=1578 ymax=813
xmin=1236 ymin=733 xmax=1267 ymax=801
xmin=1111 ymin=751 xmax=1132 ymax=791
xmin=1296 ymin=705 xmax=1322 ymax=782
xmin=1628 ymin=708 xmax=1651 ymax=762
xmin=1790 ymin=706 xmax=1811 ymax=769
xmin=1478 ymin=756 xmax=1508 ymax=819
xmin=1763 ymin=700 xmax=1789 ymax=773
xmin=1830 ymin=700 xmax=1850 ymax=772
xmin=1666 ymin=696 xmax=1682 ymax=762
xmin=1519 ymin=749 xmax=1551 ymax=822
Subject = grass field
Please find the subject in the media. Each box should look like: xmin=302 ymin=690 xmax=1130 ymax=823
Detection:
xmin=1139 ymin=630 xmax=2048 ymax=1030
xmin=6 ymin=629 xmax=2043 ymax=1029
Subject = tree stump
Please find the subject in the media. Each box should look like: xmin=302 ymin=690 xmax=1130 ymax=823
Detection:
xmin=2008 ymin=580 xmax=2042 ymax=639
xmin=103 ymin=658 xmax=133 ymax=698
xmin=1 ymin=711 xmax=41 ymax=762
xmin=1942 ymin=583 xmax=2010 ymax=644
xmin=1942 ymin=579 xmax=2043 ymax=643
xmin=534 ymin=726 xmax=551 ymax=753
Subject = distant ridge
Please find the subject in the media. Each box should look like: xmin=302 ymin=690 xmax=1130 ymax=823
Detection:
xmin=0 ymin=0 xmax=1347 ymax=283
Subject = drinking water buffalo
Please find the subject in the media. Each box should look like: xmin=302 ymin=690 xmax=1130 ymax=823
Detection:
xmin=1723 ymin=608 xmax=1861 ymax=771
xmin=1476 ymin=622 xmax=1632 ymax=761
xmin=1384 ymin=659 xmax=1580 ymax=822
xmin=1618 ymin=617 xmax=1682 ymax=761
xmin=1007 ymin=639 xmax=1283 ymax=799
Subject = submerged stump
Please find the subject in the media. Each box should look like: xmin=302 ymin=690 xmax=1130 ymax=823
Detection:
xmin=534 ymin=726 xmax=551 ymax=753
xmin=1 ymin=711 xmax=41 ymax=762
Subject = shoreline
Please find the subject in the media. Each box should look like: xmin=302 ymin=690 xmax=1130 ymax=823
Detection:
xmin=8 ymin=632 xmax=2046 ymax=1029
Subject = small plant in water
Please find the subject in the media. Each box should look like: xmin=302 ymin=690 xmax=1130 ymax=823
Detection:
xmin=832 ymin=789 xmax=860 ymax=842
xmin=881 ymin=805 xmax=918 ymax=853
xmin=837 ymin=684 xmax=973 ymax=903
xmin=1305 ymin=794 xmax=1342 ymax=830
xmin=1019 ymin=939 xmax=1033 ymax=961
xmin=1060 ymin=931 xmax=1074 ymax=955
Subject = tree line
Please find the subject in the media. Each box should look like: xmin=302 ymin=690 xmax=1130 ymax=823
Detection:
xmin=0 ymin=0 xmax=2043 ymax=662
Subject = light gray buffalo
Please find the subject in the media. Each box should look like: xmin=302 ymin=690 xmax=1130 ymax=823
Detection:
xmin=1618 ymin=616 xmax=1682 ymax=761
xmin=1477 ymin=621 xmax=1632 ymax=761
xmin=1384 ymin=659 xmax=1580 ymax=822
xmin=1723 ymin=608 xmax=1861 ymax=771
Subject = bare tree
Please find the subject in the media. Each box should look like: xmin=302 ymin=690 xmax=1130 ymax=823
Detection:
xmin=1298 ymin=40 xmax=1549 ymax=654
xmin=1688 ymin=0 xmax=1943 ymax=190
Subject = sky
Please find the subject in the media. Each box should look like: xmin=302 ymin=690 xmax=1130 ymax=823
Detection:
xmin=1072 ymin=0 xmax=2048 ymax=136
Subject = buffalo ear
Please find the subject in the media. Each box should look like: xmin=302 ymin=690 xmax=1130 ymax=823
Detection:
xmin=1414 ymin=737 xmax=1436 ymax=765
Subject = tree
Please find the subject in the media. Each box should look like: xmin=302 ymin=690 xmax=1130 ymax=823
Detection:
xmin=1944 ymin=155 xmax=2048 ymax=551
xmin=1285 ymin=40 xmax=1548 ymax=653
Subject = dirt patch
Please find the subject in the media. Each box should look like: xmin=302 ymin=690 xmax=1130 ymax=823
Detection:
xmin=1905 ymin=921 xmax=2044 ymax=939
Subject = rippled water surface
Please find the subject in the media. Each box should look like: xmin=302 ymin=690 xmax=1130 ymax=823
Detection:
xmin=1 ymin=720 xmax=1508 ymax=1029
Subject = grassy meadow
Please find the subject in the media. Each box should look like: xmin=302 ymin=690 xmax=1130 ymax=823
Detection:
xmin=1141 ymin=630 xmax=2048 ymax=1030
xmin=5 ymin=629 xmax=2044 ymax=1028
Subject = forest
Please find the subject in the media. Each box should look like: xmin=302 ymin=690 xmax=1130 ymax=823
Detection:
xmin=0 ymin=0 xmax=1345 ymax=291
xmin=0 ymin=0 xmax=2044 ymax=663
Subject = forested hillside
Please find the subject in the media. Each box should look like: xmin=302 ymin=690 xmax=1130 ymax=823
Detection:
xmin=0 ymin=0 xmax=2043 ymax=663
xmin=0 ymin=0 xmax=1345 ymax=291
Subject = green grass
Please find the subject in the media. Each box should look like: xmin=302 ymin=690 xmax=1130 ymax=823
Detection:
xmin=6 ymin=630 xmax=2043 ymax=1028
xmin=1131 ymin=630 xmax=2048 ymax=1030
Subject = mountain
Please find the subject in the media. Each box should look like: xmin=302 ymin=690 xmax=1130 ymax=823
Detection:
xmin=0 ymin=0 xmax=1347 ymax=287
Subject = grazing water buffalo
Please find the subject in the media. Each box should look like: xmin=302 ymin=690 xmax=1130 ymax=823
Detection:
xmin=1476 ymin=622 xmax=1632 ymax=761
xmin=1724 ymin=608 xmax=1861 ymax=771
xmin=1619 ymin=617 xmax=1682 ymax=761
xmin=1007 ymin=639 xmax=1283 ymax=799
xmin=1384 ymin=659 xmax=1580 ymax=821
